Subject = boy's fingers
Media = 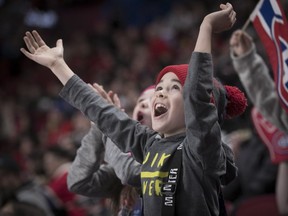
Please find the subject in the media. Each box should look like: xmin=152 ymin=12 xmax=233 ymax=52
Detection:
xmin=113 ymin=93 xmax=122 ymax=109
xmin=106 ymin=90 xmax=114 ymax=104
xmin=220 ymin=2 xmax=233 ymax=13
xmin=107 ymin=90 xmax=114 ymax=98
xmin=20 ymin=48 xmax=33 ymax=59
xmin=56 ymin=39 xmax=63 ymax=48
xmin=93 ymin=83 xmax=109 ymax=100
xmin=23 ymin=36 xmax=36 ymax=54
xmin=26 ymin=31 xmax=39 ymax=49
xmin=92 ymin=83 xmax=102 ymax=93
xmin=230 ymin=10 xmax=236 ymax=20
xmin=226 ymin=2 xmax=233 ymax=11
xmin=89 ymin=83 xmax=101 ymax=94
xmin=219 ymin=4 xmax=226 ymax=10
xmin=32 ymin=30 xmax=46 ymax=47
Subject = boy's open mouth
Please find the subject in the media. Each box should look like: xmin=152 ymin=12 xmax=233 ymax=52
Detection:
xmin=137 ymin=112 xmax=144 ymax=122
xmin=154 ymin=103 xmax=168 ymax=117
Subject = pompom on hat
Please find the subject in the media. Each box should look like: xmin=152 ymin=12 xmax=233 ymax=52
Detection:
xmin=155 ymin=64 xmax=247 ymax=120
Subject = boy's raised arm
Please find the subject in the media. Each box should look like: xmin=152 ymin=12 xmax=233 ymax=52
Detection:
xmin=184 ymin=2 xmax=237 ymax=174
xmin=20 ymin=30 xmax=74 ymax=85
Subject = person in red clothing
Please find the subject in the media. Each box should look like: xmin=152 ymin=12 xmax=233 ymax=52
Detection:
xmin=43 ymin=145 xmax=86 ymax=216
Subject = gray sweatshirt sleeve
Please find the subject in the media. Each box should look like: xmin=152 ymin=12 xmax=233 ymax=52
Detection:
xmin=59 ymin=75 xmax=157 ymax=163
xmin=67 ymin=123 xmax=123 ymax=197
xmin=184 ymin=52 xmax=226 ymax=177
xmin=184 ymin=52 xmax=226 ymax=178
xmin=104 ymin=139 xmax=141 ymax=188
xmin=231 ymin=45 xmax=288 ymax=132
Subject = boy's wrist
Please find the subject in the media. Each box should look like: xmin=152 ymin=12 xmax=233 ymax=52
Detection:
xmin=194 ymin=19 xmax=212 ymax=53
xmin=200 ymin=18 xmax=212 ymax=34
xmin=50 ymin=58 xmax=74 ymax=85
xmin=50 ymin=58 xmax=66 ymax=71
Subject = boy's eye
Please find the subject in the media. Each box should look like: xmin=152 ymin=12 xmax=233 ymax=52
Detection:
xmin=172 ymin=85 xmax=180 ymax=90
xmin=156 ymin=86 xmax=162 ymax=91
xmin=137 ymin=99 xmax=144 ymax=103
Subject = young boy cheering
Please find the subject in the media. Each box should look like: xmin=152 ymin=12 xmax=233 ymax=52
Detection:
xmin=21 ymin=3 xmax=244 ymax=215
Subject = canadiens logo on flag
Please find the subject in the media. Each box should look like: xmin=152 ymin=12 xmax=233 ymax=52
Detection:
xmin=251 ymin=107 xmax=288 ymax=163
xmin=250 ymin=0 xmax=288 ymax=112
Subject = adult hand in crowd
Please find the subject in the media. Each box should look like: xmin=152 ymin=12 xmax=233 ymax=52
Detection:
xmin=230 ymin=30 xmax=253 ymax=56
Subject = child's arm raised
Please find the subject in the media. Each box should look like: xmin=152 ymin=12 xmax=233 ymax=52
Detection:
xmin=21 ymin=30 xmax=158 ymax=163
xmin=184 ymin=3 xmax=236 ymax=175
xmin=20 ymin=30 xmax=74 ymax=85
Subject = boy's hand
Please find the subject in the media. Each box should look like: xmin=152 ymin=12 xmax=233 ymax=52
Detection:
xmin=89 ymin=83 xmax=123 ymax=110
xmin=203 ymin=2 xmax=236 ymax=33
xmin=20 ymin=30 xmax=63 ymax=69
xmin=230 ymin=30 xmax=253 ymax=56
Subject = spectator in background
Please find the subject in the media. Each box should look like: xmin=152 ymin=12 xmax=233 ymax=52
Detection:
xmin=68 ymin=84 xmax=155 ymax=216
xmin=0 ymin=200 xmax=47 ymax=216
xmin=43 ymin=145 xmax=86 ymax=216
xmin=230 ymin=29 xmax=288 ymax=216
xmin=0 ymin=155 xmax=57 ymax=216
xmin=222 ymin=115 xmax=278 ymax=214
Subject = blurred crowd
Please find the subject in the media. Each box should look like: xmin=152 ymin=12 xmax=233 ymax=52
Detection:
xmin=0 ymin=0 xmax=287 ymax=215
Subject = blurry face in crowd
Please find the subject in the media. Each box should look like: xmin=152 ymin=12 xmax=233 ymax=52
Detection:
xmin=43 ymin=152 xmax=63 ymax=177
xmin=132 ymin=88 xmax=154 ymax=128
xmin=0 ymin=171 xmax=20 ymax=192
xmin=152 ymin=72 xmax=185 ymax=137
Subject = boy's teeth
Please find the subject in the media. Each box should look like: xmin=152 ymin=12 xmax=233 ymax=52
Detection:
xmin=156 ymin=104 xmax=160 ymax=109
xmin=155 ymin=103 xmax=167 ymax=116
xmin=156 ymin=103 xmax=166 ymax=109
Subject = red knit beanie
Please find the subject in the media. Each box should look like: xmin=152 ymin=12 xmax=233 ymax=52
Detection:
xmin=155 ymin=64 xmax=247 ymax=119
xmin=156 ymin=64 xmax=188 ymax=86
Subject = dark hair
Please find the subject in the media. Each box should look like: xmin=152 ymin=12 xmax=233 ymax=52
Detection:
xmin=109 ymin=185 xmax=139 ymax=216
